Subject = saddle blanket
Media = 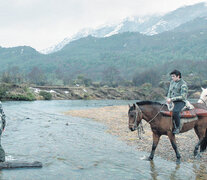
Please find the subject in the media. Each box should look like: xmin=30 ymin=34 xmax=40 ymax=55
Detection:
xmin=161 ymin=108 xmax=207 ymax=118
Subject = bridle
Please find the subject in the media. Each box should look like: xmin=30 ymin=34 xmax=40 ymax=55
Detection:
xmin=129 ymin=103 xmax=166 ymax=139
xmin=128 ymin=105 xmax=143 ymax=129
xmin=129 ymin=103 xmax=165 ymax=133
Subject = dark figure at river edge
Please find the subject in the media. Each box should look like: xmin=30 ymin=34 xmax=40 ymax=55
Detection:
xmin=166 ymin=70 xmax=188 ymax=134
xmin=0 ymin=102 xmax=6 ymax=162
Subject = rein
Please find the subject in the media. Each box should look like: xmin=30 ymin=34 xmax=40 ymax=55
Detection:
xmin=145 ymin=104 xmax=166 ymax=125
xmin=136 ymin=103 xmax=166 ymax=139
xmin=139 ymin=104 xmax=165 ymax=126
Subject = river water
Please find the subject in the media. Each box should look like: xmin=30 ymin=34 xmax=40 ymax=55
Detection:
xmin=0 ymin=100 xmax=206 ymax=180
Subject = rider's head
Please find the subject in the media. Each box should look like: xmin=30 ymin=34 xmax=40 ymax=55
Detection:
xmin=170 ymin=70 xmax=181 ymax=82
xmin=170 ymin=69 xmax=181 ymax=81
xmin=170 ymin=69 xmax=181 ymax=78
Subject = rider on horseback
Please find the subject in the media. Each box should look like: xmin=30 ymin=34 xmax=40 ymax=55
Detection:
xmin=166 ymin=70 xmax=188 ymax=134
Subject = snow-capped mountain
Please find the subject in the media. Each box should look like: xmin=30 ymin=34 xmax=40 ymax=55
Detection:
xmin=40 ymin=2 xmax=207 ymax=54
xmin=40 ymin=28 xmax=95 ymax=54
xmin=40 ymin=16 xmax=158 ymax=54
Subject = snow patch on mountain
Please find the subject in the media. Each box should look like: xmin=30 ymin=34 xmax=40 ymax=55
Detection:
xmin=143 ymin=20 xmax=168 ymax=35
xmin=104 ymin=23 xmax=123 ymax=37
xmin=41 ymin=28 xmax=94 ymax=54
xmin=124 ymin=16 xmax=146 ymax=24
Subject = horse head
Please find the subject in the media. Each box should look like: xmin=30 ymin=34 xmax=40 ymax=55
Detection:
xmin=128 ymin=103 xmax=142 ymax=131
xmin=198 ymin=87 xmax=207 ymax=105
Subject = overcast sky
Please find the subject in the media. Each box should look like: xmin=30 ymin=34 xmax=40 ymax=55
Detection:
xmin=0 ymin=0 xmax=206 ymax=51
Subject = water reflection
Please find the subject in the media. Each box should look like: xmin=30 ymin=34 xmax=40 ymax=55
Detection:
xmin=150 ymin=161 xmax=181 ymax=180
xmin=169 ymin=163 xmax=180 ymax=180
xmin=0 ymin=171 xmax=3 ymax=180
xmin=150 ymin=160 xmax=207 ymax=180
xmin=193 ymin=163 xmax=207 ymax=180
xmin=150 ymin=161 xmax=158 ymax=180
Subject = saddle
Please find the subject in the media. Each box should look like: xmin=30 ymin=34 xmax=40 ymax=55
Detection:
xmin=161 ymin=108 xmax=207 ymax=118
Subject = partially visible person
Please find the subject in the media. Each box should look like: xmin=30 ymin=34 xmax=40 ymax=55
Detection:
xmin=0 ymin=102 xmax=6 ymax=162
xmin=166 ymin=70 xmax=188 ymax=134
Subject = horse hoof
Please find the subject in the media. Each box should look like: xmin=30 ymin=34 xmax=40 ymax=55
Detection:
xmin=194 ymin=150 xmax=198 ymax=157
xmin=147 ymin=157 xmax=153 ymax=161
xmin=195 ymin=154 xmax=201 ymax=159
xmin=176 ymin=158 xmax=181 ymax=164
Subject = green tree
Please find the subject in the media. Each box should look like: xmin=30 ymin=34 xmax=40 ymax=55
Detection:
xmin=28 ymin=66 xmax=47 ymax=85
xmin=1 ymin=72 xmax=12 ymax=83
xmin=102 ymin=66 xmax=120 ymax=85
xmin=133 ymin=69 xmax=161 ymax=86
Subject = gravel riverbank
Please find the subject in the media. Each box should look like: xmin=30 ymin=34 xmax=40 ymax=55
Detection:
xmin=65 ymin=105 xmax=207 ymax=164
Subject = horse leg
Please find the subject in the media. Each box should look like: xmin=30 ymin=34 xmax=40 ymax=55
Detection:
xmin=148 ymin=133 xmax=160 ymax=161
xmin=200 ymin=129 xmax=207 ymax=153
xmin=193 ymin=140 xmax=202 ymax=157
xmin=194 ymin=126 xmax=206 ymax=158
xmin=168 ymin=132 xmax=181 ymax=163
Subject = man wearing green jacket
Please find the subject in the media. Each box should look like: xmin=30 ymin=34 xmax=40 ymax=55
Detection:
xmin=0 ymin=102 xmax=6 ymax=162
xmin=166 ymin=70 xmax=188 ymax=134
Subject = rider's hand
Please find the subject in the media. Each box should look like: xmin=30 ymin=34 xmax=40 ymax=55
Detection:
xmin=166 ymin=98 xmax=171 ymax=104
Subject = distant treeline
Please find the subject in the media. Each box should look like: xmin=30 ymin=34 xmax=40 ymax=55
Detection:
xmin=1 ymin=59 xmax=207 ymax=90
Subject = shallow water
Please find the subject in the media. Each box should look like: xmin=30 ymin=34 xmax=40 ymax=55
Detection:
xmin=0 ymin=100 xmax=205 ymax=180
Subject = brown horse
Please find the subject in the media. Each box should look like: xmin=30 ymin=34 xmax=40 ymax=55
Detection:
xmin=128 ymin=101 xmax=207 ymax=163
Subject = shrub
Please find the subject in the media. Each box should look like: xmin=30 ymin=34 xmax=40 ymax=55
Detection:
xmin=39 ymin=91 xmax=52 ymax=100
xmin=83 ymin=93 xmax=91 ymax=100
xmin=6 ymin=92 xmax=36 ymax=101
xmin=91 ymin=82 xmax=101 ymax=88
xmin=0 ymin=86 xmax=8 ymax=99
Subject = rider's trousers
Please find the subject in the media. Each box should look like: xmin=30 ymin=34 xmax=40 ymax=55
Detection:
xmin=173 ymin=101 xmax=185 ymax=128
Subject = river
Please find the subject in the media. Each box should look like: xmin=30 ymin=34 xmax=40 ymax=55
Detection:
xmin=0 ymin=100 xmax=206 ymax=180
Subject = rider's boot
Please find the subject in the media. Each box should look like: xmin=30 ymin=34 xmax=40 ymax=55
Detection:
xmin=173 ymin=128 xmax=180 ymax=134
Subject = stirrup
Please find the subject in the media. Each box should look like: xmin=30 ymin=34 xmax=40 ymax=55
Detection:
xmin=173 ymin=128 xmax=180 ymax=134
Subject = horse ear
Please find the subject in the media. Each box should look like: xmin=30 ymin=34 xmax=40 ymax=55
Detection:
xmin=135 ymin=103 xmax=139 ymax=109
xmin=128 ymin=104 xmax=131 ymax=108
xmin=201 ymin=87 xmax=204 ymax=91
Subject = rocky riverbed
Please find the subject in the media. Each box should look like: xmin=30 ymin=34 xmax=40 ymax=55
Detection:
xmin=65 ymin=105 xmax=207 ymax=164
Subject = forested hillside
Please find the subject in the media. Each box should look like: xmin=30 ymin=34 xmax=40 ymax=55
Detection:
xmin=0 ymin=17 xmax=207 ymax=86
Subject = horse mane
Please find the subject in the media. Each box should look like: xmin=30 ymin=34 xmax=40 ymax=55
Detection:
xmin=129 ymin=101 xmax=167 ymax=113
xmin=136 ymin=101 xmax=163 ymax=106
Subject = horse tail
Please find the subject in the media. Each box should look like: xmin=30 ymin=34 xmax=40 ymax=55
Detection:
xmin=200 ymin=129 xmax=207 ymax=152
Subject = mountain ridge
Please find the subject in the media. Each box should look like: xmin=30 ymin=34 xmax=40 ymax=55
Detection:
xmin=40 ymin=2 xmax=207 ymax=54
